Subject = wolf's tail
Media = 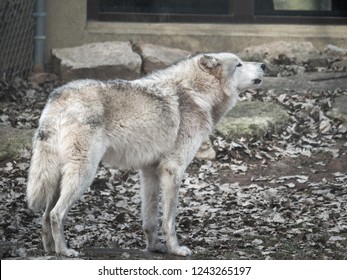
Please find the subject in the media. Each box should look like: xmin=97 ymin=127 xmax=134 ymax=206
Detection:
xmin=27 ymin=129 xmax=61 ymax=210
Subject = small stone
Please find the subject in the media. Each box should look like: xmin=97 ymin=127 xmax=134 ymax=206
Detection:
xmin=196 ymin=140 xmax=216 ymax=160
xmin=319 ymin=120 xmax=332 ymax=134
xmin=252 ymin=239 xmax=264 ymax=246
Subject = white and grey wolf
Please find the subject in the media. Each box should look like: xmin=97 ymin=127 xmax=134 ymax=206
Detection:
xmin=27 ymin=52 xmax=265 ymax=257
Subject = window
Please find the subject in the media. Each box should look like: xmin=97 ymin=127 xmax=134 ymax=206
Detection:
xmin=88 ymin=0 xmax=234 ymax=23
xmin=256 ymin=0 xmax=347 ymax=17
xmin=99 ymin=0 xmax=230 ymax=15
xmin=87 ymin=0 xmax=347 ymax=24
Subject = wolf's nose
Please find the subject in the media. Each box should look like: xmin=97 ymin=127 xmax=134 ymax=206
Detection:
xmin=261 ymin=64 xmax=266 ymax=71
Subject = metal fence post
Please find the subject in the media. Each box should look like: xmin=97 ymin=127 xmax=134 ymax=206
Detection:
xmin=33 ymin=0 xmax=46 ymax=73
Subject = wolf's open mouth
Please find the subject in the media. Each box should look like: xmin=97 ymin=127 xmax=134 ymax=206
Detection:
xmin=253 ymin=79 xmax=262 ymax=84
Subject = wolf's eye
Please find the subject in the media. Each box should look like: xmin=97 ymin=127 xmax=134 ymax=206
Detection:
xmin=236 ymin=63 xmax=242 ymax=67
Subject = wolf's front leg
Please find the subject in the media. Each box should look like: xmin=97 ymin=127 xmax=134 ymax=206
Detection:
xmin=140 ymin=167 xmax=166 ymax=253
xmin=159 ymin=162 xmax=192 ymax=256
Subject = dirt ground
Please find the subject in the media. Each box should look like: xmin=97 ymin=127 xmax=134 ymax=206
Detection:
xmin=0 ymin=71 xmax=346 ymax=260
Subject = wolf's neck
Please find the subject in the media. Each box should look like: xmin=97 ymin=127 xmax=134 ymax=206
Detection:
xmin=142 ymin=60 xmax=194 ymax=85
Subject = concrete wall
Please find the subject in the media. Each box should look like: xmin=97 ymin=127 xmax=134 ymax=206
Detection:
xmin=46 ymin=0 xmax=347 ymax=62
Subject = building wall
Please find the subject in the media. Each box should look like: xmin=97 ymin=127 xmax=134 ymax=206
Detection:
xmin=45 ymin=0 xmax=347 ymax=61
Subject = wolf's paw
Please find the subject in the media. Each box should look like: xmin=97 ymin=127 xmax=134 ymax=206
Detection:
xmin=168 ymin=245 xmax=192 ymax=257
xmin=57 ymin=248 xmax=79 ymax=258
xmin=66 ymin=248 xmax=79 ymax=257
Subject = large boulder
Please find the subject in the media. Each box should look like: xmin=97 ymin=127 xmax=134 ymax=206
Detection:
xmin=216 ymin=101 xmax=290 ymax=139
xmin=52 ymin=41 xmax=142 ymax=82
xmin=135 ymin=43 xmax=192 ymax=74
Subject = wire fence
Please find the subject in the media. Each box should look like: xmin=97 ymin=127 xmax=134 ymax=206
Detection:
xmin=0 ymin=0 xmax=35 ymax=82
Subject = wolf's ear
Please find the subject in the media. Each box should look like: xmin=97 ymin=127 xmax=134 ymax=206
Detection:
xmin=198 ymin=54 xmax=221 ymax=70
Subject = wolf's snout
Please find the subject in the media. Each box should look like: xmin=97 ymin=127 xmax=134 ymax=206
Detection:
xmin=260 ymin=64 xmax=266 ymax=71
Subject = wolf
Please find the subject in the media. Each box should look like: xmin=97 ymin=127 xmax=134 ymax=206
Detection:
xmin=27 ymin=52 xmax=265 ymax=257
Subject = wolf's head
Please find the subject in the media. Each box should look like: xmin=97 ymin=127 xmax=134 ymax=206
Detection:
xmin=197 ymin=53 xmax=266 ymax=94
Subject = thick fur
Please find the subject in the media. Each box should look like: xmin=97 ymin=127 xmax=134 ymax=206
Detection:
xmin=27 ymin=53 xmax=265 ymax=257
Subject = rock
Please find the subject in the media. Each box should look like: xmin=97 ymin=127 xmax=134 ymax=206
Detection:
xmin=305 ymin=56 xmax=329 ymax=71
xmin=262 ymin=72 xmax=347 ymax=93
xmin=52 ymin=41 xmax=142 ymax=82
xmin=319 ymin=120 xmax=332 ymax=134
xmin=196 ymin=140 xmax=216 ymax=160
xmin=327 ymin=95 xmax=347 ymax=127
xmin=289 ymin=65 xmax=306 ymax=75
xmin=323 ymin=44 xmax=347 ymax=72
xmin=0 ymin=124 xmax=34 ymax=161
xmin=0 ymin=242 xmax=12 ymax=258
xmin=273 ymin=54 xmax=292 ymax=65
xmin=216 ymin=101 xmax=290 ymax=138
xmin=265 ymin=62 xmax=282 ymax=76
xmin=239 ymin=41 xmax=320 ymax=64
xmin=28 ymin=72 xmax=58 ymax=85
xmin=331 ymin=60 xmax=347 ymax=72
xmin=135 ymin=43 xmax=191 ymax=74
xmin=323 ymin=44 xmax=347 ymax=60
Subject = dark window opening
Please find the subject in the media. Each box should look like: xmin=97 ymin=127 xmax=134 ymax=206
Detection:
xmin=87 ymin=0 xmax=347 ymax=24
xmin=99 ymin=0 xmax=230 ymax=15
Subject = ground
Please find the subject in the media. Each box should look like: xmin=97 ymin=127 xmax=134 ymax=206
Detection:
xmin=0 ymin=71 xmax=346 ymax=260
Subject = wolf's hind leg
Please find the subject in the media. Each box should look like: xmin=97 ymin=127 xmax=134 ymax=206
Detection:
xmin=50 ymin=133 xmax=105 ymax=257
xmin=50 ymin=159 xmax=101 ymax=257
xmin=42 ymin=188 xmax=60 ymax=254
xmin=140 ymin=166 xmax=166 ymax=253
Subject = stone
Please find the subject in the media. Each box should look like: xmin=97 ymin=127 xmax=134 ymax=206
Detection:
xmin=52 ymin=41 xmax=142 ymax=82
xmin=265 ymin=62 xmax=282 ymax=76
xmin=239 ymin=41 xmax=320 ymax=64
xmin=216 ymin=101 xmax=290 ymax=139
xmin=28 ymin=72 xmax=58 ymax=85
xmin=262 ymin=72 xmax=347 ymax=94
xmin=134 ymin=43 xmax=191 ymax=74
xmin=305 ymin=56 xmax=329 ymax=71
xmin=0 ymin=124 xmax=34 ymax=161
xmin=327 ymin=95 xmax=347 ymax=127
xmin=323 ymin=44 xmax=347 ymax=60
xmin=0 ymin=242 xmax=12 ymax=259
xmin=331 ymin=60 xmax=347 ymax=72
xmin=196 ymin=140 xmax=216 ymax=160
